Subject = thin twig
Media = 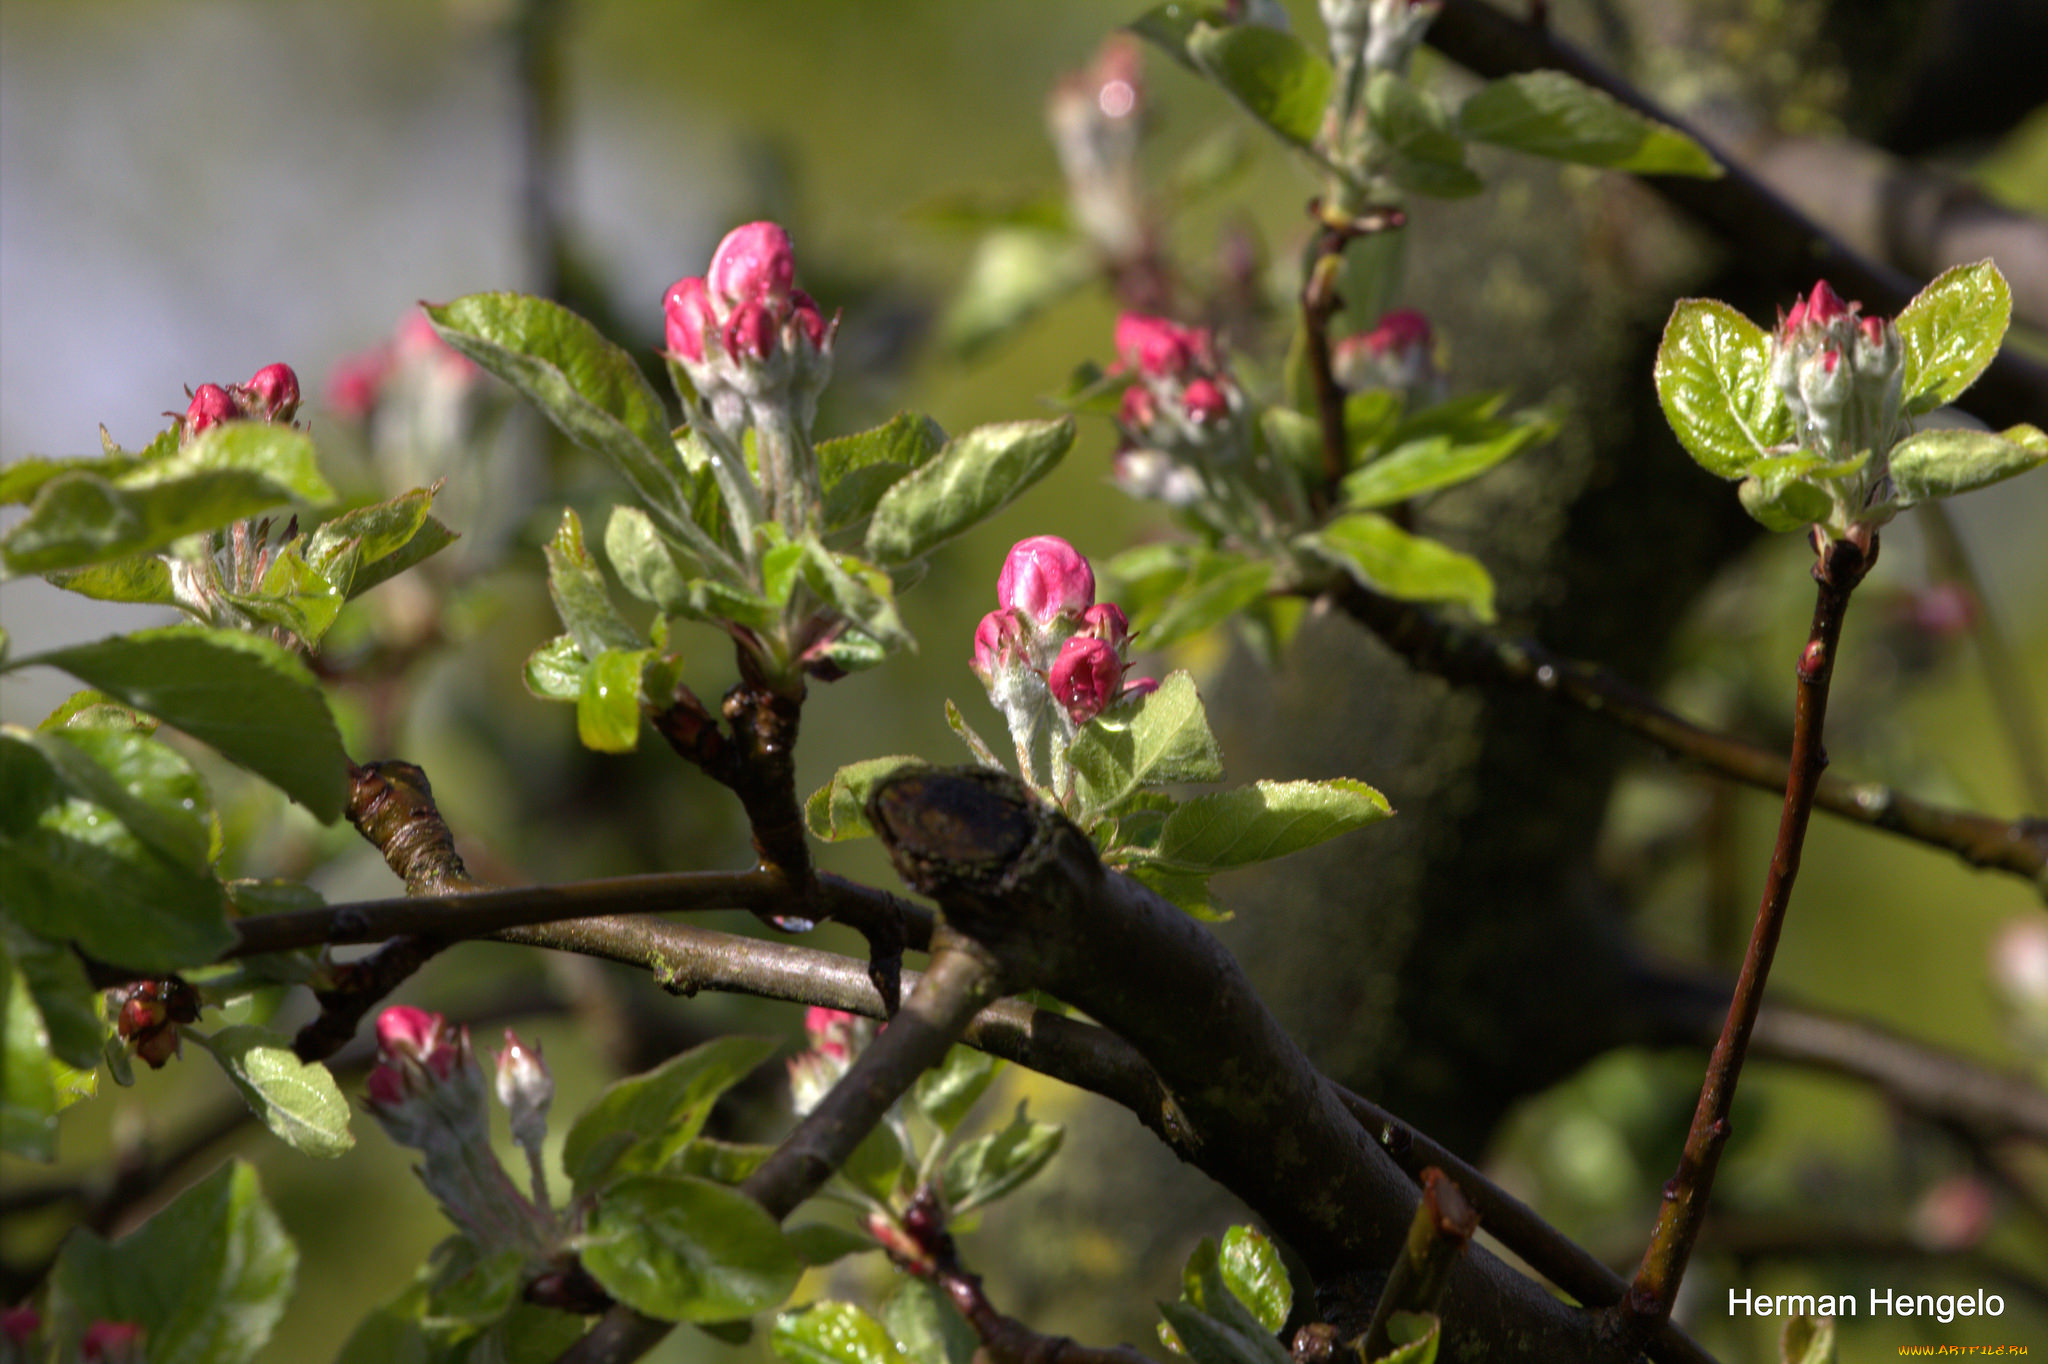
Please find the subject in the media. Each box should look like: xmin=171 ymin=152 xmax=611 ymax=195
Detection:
xmin=1624 ymin=530 xmax=1872 ymax=1331
xmin=1360 ymin=1169 xmax=1478 ymax=1358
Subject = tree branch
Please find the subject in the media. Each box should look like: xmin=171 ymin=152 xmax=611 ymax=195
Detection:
xmin=1325 ymin=578 xmax=2048 ymax=893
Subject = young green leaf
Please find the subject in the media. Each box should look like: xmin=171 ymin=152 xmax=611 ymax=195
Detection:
xmin=4 ymin=925 xmax=103 ymax=1068
xmin=577 ymin=647 xmax=653 ymax=753
xmin=1895 ymin=260 xmax=2012 ymax=416
xmin=0 ymin=940 xmax=61 ymax=1161
xmin=806 ymin=756 xmax=928 ymax=841
xmin=1371 ymin=1312 xmax=1441 ymax=1364
xmin=525 ymin=634 xmax=587 ymax=701
xmin=563 ymin=1035 xmax=781 ymax=1192
xmin=1301 ymin=514 xmax=1497 ymax=621
xmin=1068 ymin=671 xmax=1225 ymax=817
xmin=1653 ymin=299 xmax=1791 ymax=478
xmin=940 ymin=1101 xmax=1063 ymax=1214
xmin=544 ymin=507 xmax=647 ymax=662
xmin=582 ymin=1173 xmax=803 ymax=1322
xmin=1457 ymin=71 xmax=1719 ymax=176
xmin=798 ymin=537 xmax=913 ymax=652
xmin=819 ymin=411 xmax=949 ymax=535
xmin=1142 ymin=555 xmax=1273 ymax=650
xmin=1185 ymin=22 xmax=1331 ymax=153
xmin=47 ymin=1160 xmax=297 ymax=1364
xmin=1340 ymin=412 xmax=1553 ymax=510
xmin=1780 ymin=1313 xmax=1837 ymax=1364
xmin=885 ymin=1280 xmax=978 ymax=1364
xmin=1156 ymin=1299 xmax=1291 ymax=1364
xmin=1144 ymin=778 xmax=1391 ymax=873
xmin=914 ymin=1045 xmax=1002 ymax=1135
xmin=1887 ymin=424 xmax=2047 ymax=506
xmin=864 ymin=417 xmax=1075 ymax=564
xmin=305 ymin=484 xmax=455 ymax=598
xmin=1 ymin=452 xmax=141 ymax=505
xmin=43 ymin=556 xmax=176 ymax=607
xmin=189 ymin=1025 xmax=354 ymax=1157
xmin=1217 ymin=1227 xmax=1291 ymax=1334
xmin=1367 ymin=73 xmax=1483 ymax=198
xmin=773 ymin=1301 xmax=907 ymax=1364
xmin=1735 ymin=453 xmax=1843 ymax=531
xmin=9 ymin=626 xmax=348 ymax=822
xmin=786 ymin=1222 xmax=876 ymax=1267
xmin=220 ymin=548 xmax=345 ymax=647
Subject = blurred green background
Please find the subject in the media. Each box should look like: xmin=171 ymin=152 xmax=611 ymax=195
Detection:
xmin=3 ymin=2 xmax=2045 ymax=1362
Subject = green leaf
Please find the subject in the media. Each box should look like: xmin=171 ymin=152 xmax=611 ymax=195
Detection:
xmin=1 ymin=451 xmax=141 ymax=505
xmin=1457 ymin=71 xmax=1719 ymax=176
xmin=914 ymin=1045 xmax=1002 ymax=1134
xmin=4 ymin=924 xmax=103 ymax=1067
xmin=1126 ymin=3 xmax=1230 ymax=72
xmin=1142 ymin=778 xmax=1391 ymax=873
xmin=221 ymin=548 xmax=345 ymax=648
xmin=1653 ymin=299 xmax=1792 ymax=478
xmin=0 ymin=727 xmax=234 ymax=972
xmin=189 ymin=1025 xmax=353 ymax=1157
xmin=1735 ymin=452 xmax=1845 ymax=531
xmin=577 ymin=647 xmax=651 ymax=753
xmin=422 ymin=1236 xmax=527 ymax=1328
xmin=819 ymin=412 xmax=948 ymax=532
xmin=39 ymin=688 xmax=156 ymax=734
xmin=1123 ymin=863 xmax=1228 ymax=921
xmin=563 ymin=1035 xmax=781 ymax=1192
xmin=1185 ymin=21 xmax=1331 ymax=152
xmin=1340 ymin=413 xmax=1552 ymax=509
xmin=1217 ymin=1227 xmax=1291 ymax=1334
xmin=864 ymin=418 xmax=1075 ymax=564
xmin=1303 ymin=514 xmax=1496 ymax=621
xmin=582 ymin=1173 xmax=802 ymax=1322
xmin=797 ymin=537 xmax=913 ymax=652
xmin=2 ymin=424 xmax=334 ymax=578
xmin=1156 ymin=1299 xmax=1289 ymax=1364
xmin=671 ymin=1137 xmax=777 ymax=1185
xmin=9 ymin=627 xmax=347 ymax=822
xmin=0 ymin=938 xmax=61 ymax=1161
xmin=805 ymin=756 xmax=928 ymax=841
xmin=524 ymin=634 xmax=587 ymax=702
xmin=1143 ymin=556 xmax=1273 ymax=650
xmin=937 ymin=229 xmax=1095 ymax=358
xmin=773 ymin=1301 xmax=906 ymax=1364
xmin=943 ymin=699 xmax=1005 ymax=770
xmin=44 ymin=555 xmax=177 ymax=607
xmin=940 ymin=1101 xmax=1062 ymax=1214
xmin=305 ymin=485 xmax=455 ymax=599
xmin=1367 ymin=72 xmax=1483 ymax=198
xmin=1068 ymin=672 xmax=1224 ymax=817
xmin=1895 ymin=259 xmax=2012 ymax=416
xmin=839 ymin=1120 xmax=908 ymax=1204
xmin=1888 ymin=424 xmax=2048 ymax=506
xmin=1780 ymin=1313 xmax=1837 ymax=1364
xmin=47 ymin=1160 xmax=296 ymax=1364
xmin=786 ymin=1222 xmax=874 ymax=1266
xmin=1370 ymin=1313 xmax=1440 ymax=1364
xmin=429 ymin=293 xmax=730 ymax=566
xmin=884 ymin=1280 xmax=978 ymax=1364
xmin=544 ymin=507 xmax=647 ymax=662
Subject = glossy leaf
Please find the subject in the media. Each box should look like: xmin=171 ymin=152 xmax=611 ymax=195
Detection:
xmin=305 ymin=484 xmax=455 ymax=598
xmin=773 ymin=1301 xmax=906 ymax=1364
xmin=1156 ymin=1299 xmax=1289 ymax=1364
xmin=563 ymin=1035 xmax=781 ymax=1192
xmin=914 ymin=1045 xmax=1002 ymax=1134
xmin=819 ymin=412 xmax=948 ymax=529
xmin=578 ymin=647 xmax=651 ymax=753
xmin=43 ymin=555 xmax=176 ymax=606
xmin=884 ymin=1280 xmax=977 ymax=1364
xmin=1185 ymin=21 xmax=1331 ymax=152
xmin=221 ymin=548 xmax=344 ymax=647
xmin=524 ymin=634 xmax=586 ymax=701
xmin=1887 ymin=423 xmax=2047 ymax=506
xmin=11 ymin=627 xmax=347 ymax=822
xmin=1126 ymin=3 xmax=1231 ymax=73
xmin=864 ymin=418 xmax=1075 ymax=564
xmin=1780 ymin=1313 xmax=1837 ymax=1364
xmin=1895 ymin=260 xmax=2012 ymax=416
xmin=1 ymin=451 xmax=141 ymax=505
xmin=940 ymin=1101 xmax=1062 ymax=1214
xmin=4 ymin=924 xmax=102 ymax=1068
xmin=0 ymin=727 xmax=234 ymax=972
xmin=787 ymin=1222 xmax=875 ymax=1266
xmin=47 ymin=1160 xmax=296 ymax=1364
xmin=1367 ymin=73 xmax=1482 ymax=198
xmin=1142 ymin=778 xmax=1391 ymax=873
xmin=544 ymin=508 xmax=646 ymax=661
xmin=191 ymin=1025 xmax=354 ymax=1157
xmin=1142 ymin=556 xmax=1273 ymax=650
xmin=582 ymin=1173 xmax=802 ymax=1322
xmin=1069 ymin=672 xmax=1224 ymax=817
xmin=1217 ymin=1227 xmax=1291 ymax=1334
xmin=1653 ymin=299 xmax=1790 ymax=478
xmin=0 ymin=940 xmax=60 ymax=1161
xmin=1303 ymin=514 xmax=1496 ymax=621
xmin=1735 ymin=452 xmax=1844 ymax=531
xmin=1340 ymin=413 xmax=1552 ymax=509
xmin=1458 ymin=71 xmax=1719 ymax=176
xmin=806 ymin=756 xmax=927 ymax=841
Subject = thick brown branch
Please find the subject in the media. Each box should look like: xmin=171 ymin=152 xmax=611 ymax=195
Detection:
xmin=1327 ymin=579 xmax=2048 ymax=893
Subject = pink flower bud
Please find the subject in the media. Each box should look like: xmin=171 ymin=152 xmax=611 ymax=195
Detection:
xmin=2 ymin=1304 xmax=41 ymax=1344
xmin=325 ymin=346 xmax=392 ymax=418
xmin=366 ymin=1062 xmax=406 ymax=1106
xmin=244 ymin=363 xmax=301 ymax=422
xmin=1115 ymin=313 xmax=1204 ymax=379
xmin=1182 ymin=377 xmax=1230 ymax=425
xmin=1362 ymin=308 xmax=1431 ymax=357
xmin=804 ymin=1006 xmax=862 ymax=1061
xmin=1118 ymin=383 xmax=1157 ymax=430
xmin=708 ymin=221 xmax=796 ymax=304
xmin=723 ymin=298 xmax=778 ymax=361
xmin=1080 ymin=602 xmax=1129 ymax=649
xmin=375 ymin=1004 xmax=457 ymax=1079
xmin=790 ymin=289 xmax=828 ymax=349
xmin=81 ymin=1321 xmax=145 ymax=1363
xmin=972 ymin=609 xmax=1023 ymax=682
xmin=185 ymin=383 xmax=238 ymax=435
xmin=998 ymin=536 xmax=1095 ymax=624
xmin=1049 ymin=635 xmax=1123 ymax=724
xmin=1121 ymin=675 xmax=1159 ymax=701
xmin=664 ymin=276 xmax=713 ymax=363
xmin=495 ymin=1029 xmax=553 ymax=1150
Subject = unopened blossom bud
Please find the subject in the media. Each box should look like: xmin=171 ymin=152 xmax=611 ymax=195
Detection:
xmin=804 ymin=1006 xmax=865 ymax=1062
xmin=1080 ymin=602 xmax=1130 ymax=650
xmin=80 ymin=1321 xmax=146 ymax=1363
xmin=1334 ymin=309 xmax=1435 ymax=394
xmin=494 ymin=1030 xmax=553 ymax=1152
xmin=1118 ymin=384 xmax=1157 ymax=430
xmin=708 ymin=221 xmax=796 ymax=304
xmin=1182 ymin=377 xmax=1230 ymax=425
xmin=376 ymin=1004 xmax=458 ymax=1080
xmin=1122 ymin=675 xmax=1160 ymax=700
xmin=1115 ymin=313 xmax=1203 ymax=379
xmin=723 ymin=298 xmax=778 ymax=362
xmin=866 ymin=1209 xmax=934 ymax=1270
xmin=971 ymin=609 xmax=1024 ymax=685
xmin=1796 ymin=347 xmax=1851 ymax=444
xmin=790 ymin=290 xmax=828 ymax=349
xmin=112 ymin=980 xmax=199 ymax=1070
xmin=1790 ymin=279 xmax=1850 ymax=332
xmin=998 ymin=536 xmax=1095 ymax=624
xmin=184 ymin=384 xmax=238 ymax=436
xmin=1050 ymin=635 xmax=1124 ymax=725
xmin=1911 ymin=1175 xmax=1994 ymax=1251
xmin=2 ymin=1304 xmax=40 ymax=1345
xmin=243 ymin=363 xmax=301 ymax=422
xmin=664 ymin=276 xmax=714 ymax=363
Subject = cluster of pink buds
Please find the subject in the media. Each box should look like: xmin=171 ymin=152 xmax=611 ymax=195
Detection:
xmin=786 ymin=1006 xmax=875 ymax=1116
xmin=1333 ymin=308 xmax=1439 ymax=400
xmin=973 ymin=537 xmax=1155 ymax=789
xmin=109 ymin=979 xmax=200 ymax=1070
xmin=1111 ymin=313 xmax=1247 ymax=509
xmin=177 ymin=363 xmax=302 ymax=442
xmin=1769 ymin=280 xmax=1905 ymax=488
xmin=363 ymin=1006 xmax=560 ymax=1257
